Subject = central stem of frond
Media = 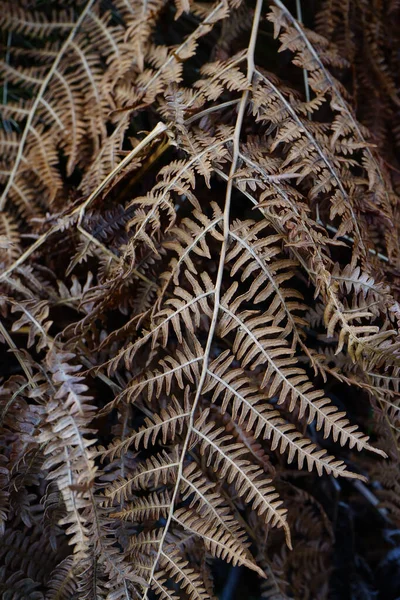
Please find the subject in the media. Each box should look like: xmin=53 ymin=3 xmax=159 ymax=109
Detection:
xmin=140 ymin=0 xmax=265 ymax=596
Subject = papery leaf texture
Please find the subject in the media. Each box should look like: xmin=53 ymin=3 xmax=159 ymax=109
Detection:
xmin=0 ymin=0 xmax=400 ymax=599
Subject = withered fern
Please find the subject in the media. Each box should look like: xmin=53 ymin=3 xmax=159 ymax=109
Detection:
xmin=0 ymin=0 xmax=399 ymax=598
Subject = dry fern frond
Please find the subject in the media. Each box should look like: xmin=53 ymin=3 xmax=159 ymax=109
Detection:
xmin=1 ymin=0 xmax=399 ymax=598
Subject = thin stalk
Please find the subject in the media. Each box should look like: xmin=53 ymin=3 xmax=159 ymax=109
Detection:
xmin=139 ymin=1 xmax=267 ymax=596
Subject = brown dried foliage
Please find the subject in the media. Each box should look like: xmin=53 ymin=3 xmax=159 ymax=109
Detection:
xmin=0 ymin=0 xmax=399 ymax=598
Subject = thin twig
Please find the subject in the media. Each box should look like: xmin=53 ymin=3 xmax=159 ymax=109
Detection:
xmin=0 ymin=122 xmax=168 ymax=282
xmin=140 ymin=2 xmax=271 ymax=596
xmin=0 ymin=0 xmax=96 ymax=210
xmin=295 ymin=0 xmax=310 ymax=104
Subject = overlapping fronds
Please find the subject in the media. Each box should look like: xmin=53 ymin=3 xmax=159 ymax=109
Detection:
xmin=1 ymin=0 xmax=399 ymax=598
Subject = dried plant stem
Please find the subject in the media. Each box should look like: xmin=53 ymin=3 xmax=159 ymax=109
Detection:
xmin=139 ymin=2 xmax=270 ymax=596
xmin=0 ymin=122 xmax=168 ymax=283
xmin=0 ymin=0 xmax=96 ymax=210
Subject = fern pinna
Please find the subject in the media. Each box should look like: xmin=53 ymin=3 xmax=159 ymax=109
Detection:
xmin=0 ymin=0 xmax=399 ymax=598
